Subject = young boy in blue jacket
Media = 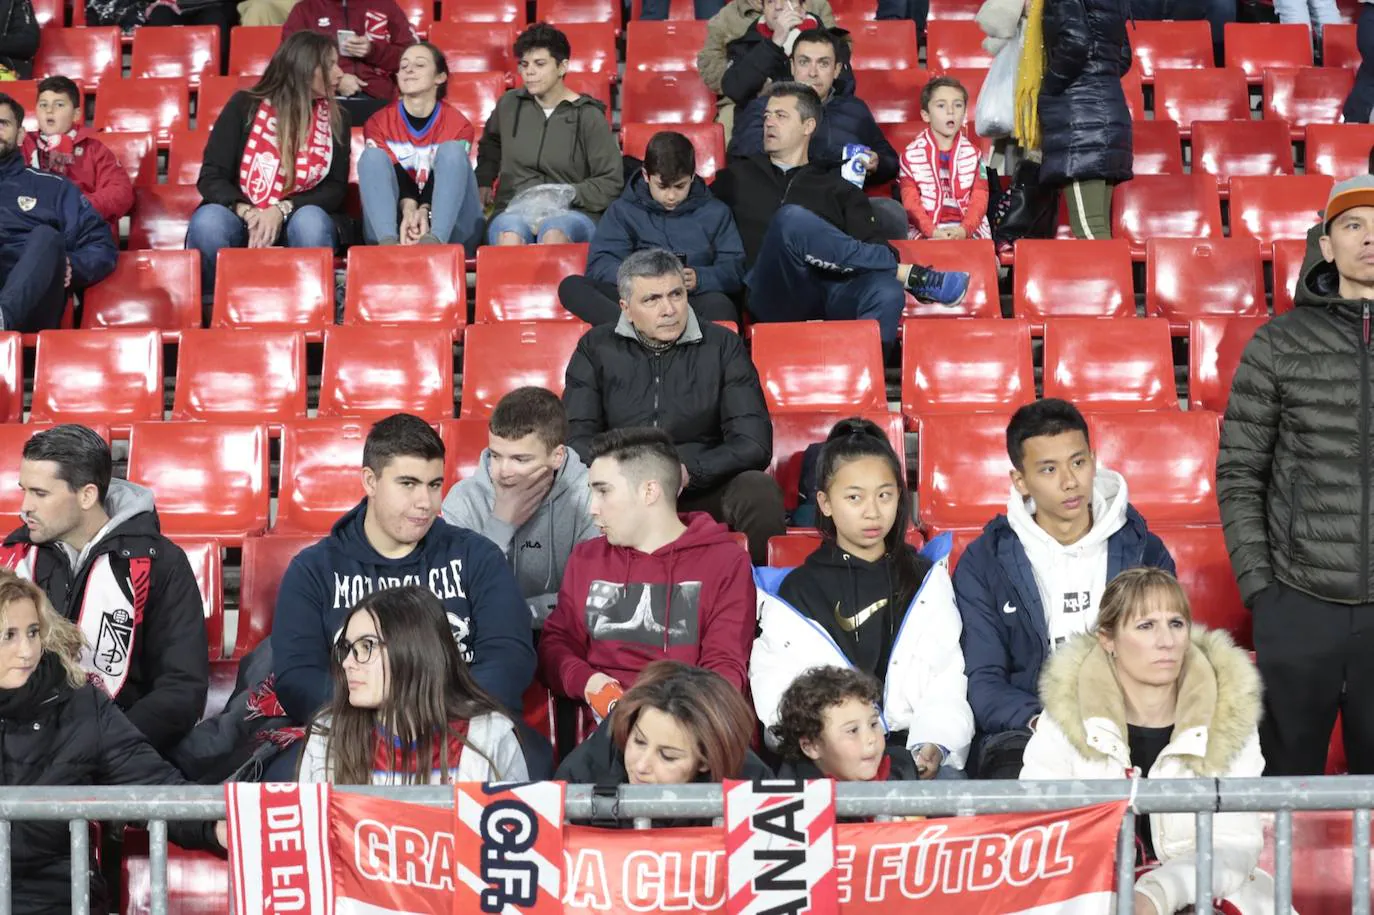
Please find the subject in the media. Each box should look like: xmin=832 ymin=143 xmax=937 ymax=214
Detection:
xmin=558 ymin=130 xmax=746 ymax=325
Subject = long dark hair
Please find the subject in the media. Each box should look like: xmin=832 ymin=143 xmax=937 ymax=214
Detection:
xmin=302 ymin=586 xmax=510 ymax=785
xmin=815 ymin=417 xmax=926 ymax=607
xmin=249 ymin=31 xmax=344 ymax=191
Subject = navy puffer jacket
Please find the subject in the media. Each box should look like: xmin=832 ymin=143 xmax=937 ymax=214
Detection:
xmin=1037 ymin=0 xmax=1134 ymax=185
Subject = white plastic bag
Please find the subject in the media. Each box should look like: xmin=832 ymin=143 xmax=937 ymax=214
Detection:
xmin=504 ymin=183 xmax=577 ymax=232
xmin=975 ymin=20 xmax=1024 ymax=139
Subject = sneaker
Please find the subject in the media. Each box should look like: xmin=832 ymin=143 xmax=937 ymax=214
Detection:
xmin=905 ymin=265 xmax=970 ymax=307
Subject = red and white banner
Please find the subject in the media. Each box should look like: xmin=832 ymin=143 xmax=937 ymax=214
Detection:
xmin=454 ymin=782 xmax=565 ymax=915
xmin=225 ymin=783 xmax=334 ymax=915
xmin=723 ymin=779 xmax=837 ymax=915
xmin=330 ymin=790 xmax=455 ymax=913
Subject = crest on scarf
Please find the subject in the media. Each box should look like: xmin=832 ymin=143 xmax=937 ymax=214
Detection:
xmin=16 ymin=196 xmax=35 ymax=211
xmin=93 ymin=607 xmax=134 ymax=676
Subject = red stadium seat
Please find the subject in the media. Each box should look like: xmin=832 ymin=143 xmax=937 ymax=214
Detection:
xmin=1146 ymin=238 xmax=1266 ymax=324
xmin=1128 ymin=20 xmax=1213 ymax=80
xmin=1112 ymin=174 xmax=1224 ymax=258
xmin=227 ymin=26 xmax=279 ymax=77
xmin=29 ymin=0 xmax=62 ymax=27
xmin=474 ymin=243 xmax=587 ymax=322
xmin=1132 ymin=119 xmax=1184 ymax=175
xmin=1304 ymin=123 xmax=1374 ymax=180
xmin=82 ymin=250 xmax=202 ymax=333
xmin=459 ymin=321 xmax=587 ymax=418
xmin=917 ymin=411 xmax=1014 ymax=529
xmin=30 ymin=329 xmax=162 ymax=427
xmin=439 ymin=417 xmax=489 ymax=486
xmin=166 ymin=128 xmax=205 ymax=185
xmin=1263 ymin=67 xmax=1355 ymax=138
xmin=318 ymin=326 xmax=455 ymax=421
xmin=1155 ymin=525 xmax=1250 ymax=648
xmin=926 ymin=20 xmax=992 ymax=70
xmin=171 ymin=329 xmax=308 ymax=423
xmin=625 ymin=20 xmax=710 ymax=72
xmin=843 ymin=19 xmax=918 ymax=70
xmin=1153 ymin=67 xmax=1249 ymax=136
xmin=893 ymin=239 xmax=1000 ymax=318
xmin=0 ymin=425 xmax=110 ymax=527
xmin=126 ymin=422 xmax=270 ymax=540
xmin=622 ymin=122 xmax=725 ymax=180
xmin=628 ymin=0 xmax=698 ymax=19
xmin=3 ymin=80 xmax=36 ymax=131
xmin=1323 ymin=22 xmax=1358 ymax=68
xmin=196 ymin=75 xmax=255 ymax=130
xmin=770 ymin=411 xmax=904 ymax=512
xmin=131 ymin=25 xmax=220 ymax=88
xmin=563 ymin=71 xmax=614 ymax=116
xmin=210 ymin=247 xmax=334 ymax=331
xmin=1224 ymin=22 xmax=1313 ymax=82
xmin=537 ymin=0 xmax=617 ymax=24
xmin=925 ymin=0 xmax=980 ymax=18
xmin=128 ymin=184 xmax=201 ymax=250
xmin=1012 ymin=239 xmax=1134 ymax=323
xmin=122 ymin=832 xmax=231 ymax=915
xmin=1121 ymin=67 xmax=1146 ymax=121
xmin=343 ymin=245 xmax=467 ymax=332
xmin=395 ymin=0 xmax=434 ymax=35
xmin=901 ymin=318 xmax=1033 ymax=420
xmin=429 ymin=22 xmax=515 ymax=73
xmin=1042 ymin=317 xmax=1179 ymax=411
xmin=621 ymin=71 xmax=716 ymax=124
xmin=751 ymin=321 xmax=887 ymax=413
xmin=32 ymin=27 xmax=121 ymax=90
xmin=177 ymin=538 xmax=225 ymax=658
xmin=0 ymin=333 xmax=21 ymax=424
xmin=236 ymin=533 xmax=320 ymax=656
xmin=1188 ymin=315 xmax=1269 ymax=413
xmin=940 ymin=66 xmax=990 ymax=113
xmin=860 ymin=68 xmax=931 ymax=124
xmin=1229 ymin=174 xmax=1333 ymax=258
xmin=766 ymin=527 xmax=925 ymax=566
xmin=1087 ymin=411 xmax=1220 ymax=524
xmin=446 ymin=72 xmax=507 ymax=133
xmin=440 ymin=0 xmax=526 ymax=22
xmin=1271 ymin=238 xmax=1306 ymax=315
xmin=274 ymin=419 xmax=370 ymax=534
xmin=100 ymin=131 xmax=157 ymax=186
xmin=92 ymin=78 xmax=188 ymax=143
xmin=1191 ymin=119 xmax=1293 ymax=192
xmin=559 ymin=23 xmax=618 ymax=75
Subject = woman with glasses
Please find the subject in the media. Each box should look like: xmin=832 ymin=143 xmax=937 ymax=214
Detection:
xmin=297 ymin=586 xmax=528 ymax=784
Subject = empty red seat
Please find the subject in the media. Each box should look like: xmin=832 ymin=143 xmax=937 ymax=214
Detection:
xmin=235 ymin=533 xmax=320 ymax=655
xmin=917 ymin=411 xmax=1014 ymax=529
xmin=1112 ymin=174 xmax=1224 ymax=258
xmin=32 ymin=27 xmax=120 ymax=90
xmin=1224 ymin=22 xmax=1313 ymax=82
xmin=559 ymin=22 xmax=618 ymax=75
xmin=1132 ymin=119 xmax=1183 ymax=175
xmin=128 ymin=185 xmax=202 ymax=250
xmin=126 ymin=422 xmax=270 ymax=540
xmin=166 ymin=128 xmax=205 ymax=185
xmin=1013 ymin=239 xmax=1134 ymax=323
xmin=4 ymin=80 xmax=37 ymax=131
xmin=901 ymin=318 xmax=1033 ymax=420
xmin=1191 ymin=119 xmax=1293 ymax=191
xmin=1323 ymin=22 xmax=1358 ymax=68
xmin=30 ymin=329 xmax=162 ymax=427
xmin=625 ymin=20 xmax=710 ymax=72
xmin=274 ymin=419 xmax=370 ymax=534
xmin=474 ymin=243 xmax=587 ymax=321
xmin=395 ymin=0 xmax=433 ymax=35
xmin=1264 ymin=67 xmax=1355 ymax=138
xmin=437 ymin=417 xmax=489 ymax=487
xmin=771 ymin=410 xmax=904 ymax=511
xmin=751 ymin=321 xmax=887 ymax=413
xmin=1271 ymin=237 xmax=1306 ymax=314
xmin=1042 ymin=317 xmax=1179 ymax=411
xmin=621 ymin=71 xmax=715 ymax=124
xmin=210 ymin=247 xmax=334 ymax=331
xmin=925 ymin=0 xmax=980 ymax=18
xmin=1153 ymin=67 xmax=1250 ymax=136
xmin=429 ymin=22 xmax=515 ymax=72
xmin=100 ymin=131 xmax=157 ymax=186
xmin=1229 ymin=174 xmax=1333 ymax=258
xmin=563 ymin=71 xmax=614 ymax=117
xmin=440 ymin=0 xmax=526 ymax=22
xmin=842 ymin=19 xmax=918 ymax=70
xmin=926 ymin=20 xmax=992 ymax=69
xmin=171 ymin=329 xmax=307 ymax=423
xmin=1087 ymin=410 xmax=1220 ymax=524
xmin=0 ymin=333 xmax=21 ymax=424
xmin=459 ymin=321 xmax=587 ymax=418
xmin=1146 ymin=237 xmax=1265 ymax=324
xmin=1155 ymin=525 xmax=1250 ymax=647
xmin=177 ymin=538 xmax=225 ymax=658
xmin=1188 ymin=315 xmax=1269 ymax=413
xmin=318 ymin=326 xmax=455 ymax=420
xmin=227 ymin=26 xmax=279 ymax=77
xmin=82 ymin=250 xmax=201 ymax=332
xmin=893 ymin=238 xmax=1000 ymax=317
xmin=93 ymin=78 xmax=189 ymax=143
xmin=859 ymin=68 xmax=931 ymax=124
xmin=131 ymin=25 xmax=220 ymax=88
xmin=622 ymin=122 xmax=725 ymax=180
xmin=343 ymin=245 xmax=467 ymax=332
xmin=1304 ymin=123 xmax=1374 ymax=180
xmin=537 ymin=0 xmax=617 ymax=24
xmin=446 ymin=71 xmax=507 ymax=132
xmin=196 ymin=74 xmax=255 ymax=129
xmin=1129 ymin=20 xmax=1213 ymax=80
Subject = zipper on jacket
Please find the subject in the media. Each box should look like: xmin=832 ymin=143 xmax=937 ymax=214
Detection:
xmin=1363 ymin=302 xmax=1371 ymax=603
xmin=651 ymin=352 xmax=661 ymax=425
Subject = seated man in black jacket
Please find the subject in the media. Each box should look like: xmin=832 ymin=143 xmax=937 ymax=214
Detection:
xmin=713 ymin=82 xmax=968 ymax=347
xmin=729 ymin=29 xmax=907 ymax=240
xmin=563 ymin=248 xmax=785 ymax=565
xmin=721 ymin=0 xmax=853 ymax=110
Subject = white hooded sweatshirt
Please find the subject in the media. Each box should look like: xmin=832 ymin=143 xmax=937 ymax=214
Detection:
xmin=1005 ymin=468 xmax=1130 ymax=651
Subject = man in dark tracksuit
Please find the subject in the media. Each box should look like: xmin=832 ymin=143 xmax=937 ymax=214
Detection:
xmin=1219 ymin=174 xmax=1374 ymax=776
xmin=0 ymin=93 xmax=117 ymax=331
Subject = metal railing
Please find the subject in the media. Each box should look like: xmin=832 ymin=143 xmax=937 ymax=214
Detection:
xmin=0 ymin=776 xmax=1370 ymax=915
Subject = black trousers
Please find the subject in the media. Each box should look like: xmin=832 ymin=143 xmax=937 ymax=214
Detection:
xmin=1253 ymin=581 xmax=1374 ymax=775
xmin=558 ymin=275 xmax=739 ymax=326
xmin=144 ymin=1 xmax=238 ymax=59
xmin=678 ymin=470 xmax=786 ymax=567
xmin=0 ymin=223 xmax=65 ymax=332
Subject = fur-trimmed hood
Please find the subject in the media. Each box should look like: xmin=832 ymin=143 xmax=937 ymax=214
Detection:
xmin=1038 ymin=626 xmax=1261 ymax=776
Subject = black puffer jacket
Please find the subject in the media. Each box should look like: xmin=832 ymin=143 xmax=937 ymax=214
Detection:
xmin=1217 ymin=228 xmax=1374 ymax=606
xmin=0 ymin=655 xmax=218 ymax=914
xmin=0 ymin=0 xmax=37 ymax=78
xmin=563 ymin=309 xmax=773 ymax=495
xmin=1037 ymin=0 xmax=1133 ymax=185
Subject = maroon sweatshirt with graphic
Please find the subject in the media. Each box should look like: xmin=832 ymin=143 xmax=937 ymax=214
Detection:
xmin=282 ymin=0 xmax=416 ymax=101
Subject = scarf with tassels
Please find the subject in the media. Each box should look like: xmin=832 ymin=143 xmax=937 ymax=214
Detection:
xmin=1013 ymin=0 xmax=1045 ymax=152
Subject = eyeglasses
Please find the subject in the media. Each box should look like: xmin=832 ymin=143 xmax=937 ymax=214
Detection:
xmin=334 ymin=635 xmax=385 ymax=665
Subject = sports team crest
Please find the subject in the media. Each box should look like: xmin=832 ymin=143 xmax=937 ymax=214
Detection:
xmin=16 ymin=196 xmax=35 ymax=211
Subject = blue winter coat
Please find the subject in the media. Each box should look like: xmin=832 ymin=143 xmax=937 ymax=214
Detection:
xmin=0 ymin=152 xmax=116 ymax=297
xmin=270 ymin=500 xmax=536 ymax=721
xmin=585 ymin=173 xmax=746 ymax=295
xmin=729 ymin=87 xmax=899 ymax=187
xmin=952 ymin=507 xmax=1174 ymax=736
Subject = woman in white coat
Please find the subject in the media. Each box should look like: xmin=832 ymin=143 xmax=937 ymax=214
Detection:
xmin=1021 ymin=567 xmax=1279 ymax=915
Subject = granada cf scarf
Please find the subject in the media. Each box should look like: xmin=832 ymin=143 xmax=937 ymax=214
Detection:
xmin=239 ymin=97 xmax=334 ymax=207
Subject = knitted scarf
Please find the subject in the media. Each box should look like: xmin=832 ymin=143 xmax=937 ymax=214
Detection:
xmin=1014 ymin=0 xmax=1045 ymax=152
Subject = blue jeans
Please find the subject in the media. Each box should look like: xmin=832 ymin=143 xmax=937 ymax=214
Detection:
xmin=357 ymin=142 xmax=484 ymax=252
xmin=638 ymin=0 xmax=723 ymax=17
xmin=185 ymin=202 xmax=337 ymax=298
xmin=486 ymin=209 xmax=597 ymax=245
xmin=1345 ymin=3 xmax=1374 ymax=123
xmin=745 ymin=204 xmax=906 ymax=343
xmin=0 ymin=223 xmax=65 ymax=332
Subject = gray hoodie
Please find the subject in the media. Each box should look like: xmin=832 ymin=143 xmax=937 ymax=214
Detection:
xmin=57 ymin=478 xmax=157 ymax=574
xmin=441 ymin=449 xmax=598 ymax=626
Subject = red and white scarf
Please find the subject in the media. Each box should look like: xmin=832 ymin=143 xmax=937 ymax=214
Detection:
xmin=372 ymin=720 xmax=470 ymax=782
xmin=900 ymin=128 xmax=991 ymax=239
xmin=29 ymin=129 xmax=77 ymax=174
xmin=239 ymin=98 xmax=335 ymax=207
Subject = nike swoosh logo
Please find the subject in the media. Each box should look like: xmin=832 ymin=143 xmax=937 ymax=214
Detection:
xmin=1002 ymin=602 xmax=1017 ymax=614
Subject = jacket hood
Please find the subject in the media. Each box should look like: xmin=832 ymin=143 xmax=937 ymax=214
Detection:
xmin=605 ymin=511 xmax=739 ymax=559
xmin=509 ymin=88 xmax=608 ymax=115
xmin=1038 ymin=626 xmax=1262 ymax=775
xmin=1006 ymin=467 xmax=1129 ymax=556
xmin=625 ymin=172 xmax=715 ymax=216
xmin=58 ymin=479 xmax=158 ymax=572
xmin=1294 ymin=221 xmax=1366 ymax=314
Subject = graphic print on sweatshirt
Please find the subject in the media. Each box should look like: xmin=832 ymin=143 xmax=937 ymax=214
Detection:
xmin=329 ymin=560 xmax=474 ymax=661
xmin=584 ymin=580 xmax=701 ymax=647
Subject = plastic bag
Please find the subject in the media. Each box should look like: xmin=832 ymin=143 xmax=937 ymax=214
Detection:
xmin=504 ymin=183 xmax=577 ymax=233
xmin=975 ymin=20 xmax=1023 ymax=139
